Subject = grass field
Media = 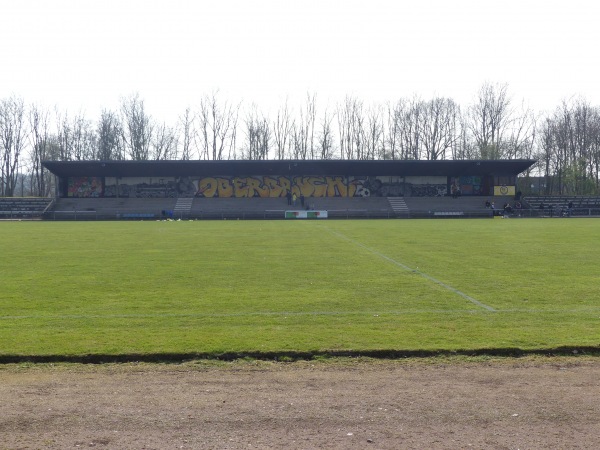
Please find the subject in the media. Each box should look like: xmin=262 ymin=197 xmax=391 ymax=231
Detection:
xmin=1 ymin=219 xmax=599 ymax=360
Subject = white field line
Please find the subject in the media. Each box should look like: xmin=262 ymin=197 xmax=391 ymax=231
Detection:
xmin=0 ymin=310 xmax=483 ymax=320
xmin=326 ymin=228 xmax=497 ymax=312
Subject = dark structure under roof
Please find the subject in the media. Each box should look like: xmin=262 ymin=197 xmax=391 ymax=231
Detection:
xmin=43 ymin=159 xmax=535 ymax=178
xmin=42 ymin=159 xmax=535 ymax=199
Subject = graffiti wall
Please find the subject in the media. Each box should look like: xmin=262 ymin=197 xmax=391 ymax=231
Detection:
xmin=404 ymin=176 xmax=447 ymax=197
xmin=348 ymin=176 xmax=405 ymax=197
xmin=67 ymin=174 xmax=485 ymax=198
xmin=196 ymin=175 xmax=409 ymax=198
xmin=68 ymin=177 xmax=104 ymax=197
xmin=103 ymin=177 xmax=198 ymax=198
xmin=450 ymin=176 xmax=483 ymax=196
xmin=99 ymin=175 xmax=382 ymax=198
xmin=197 ymin=175 xmax=365 ymax=198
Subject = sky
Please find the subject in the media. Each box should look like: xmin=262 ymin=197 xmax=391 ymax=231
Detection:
xmin=1 ymin=0 xmax=599 ymax=123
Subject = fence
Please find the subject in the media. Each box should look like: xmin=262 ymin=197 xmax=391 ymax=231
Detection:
xmin=41 ymin=207 xmax=600 ymax=221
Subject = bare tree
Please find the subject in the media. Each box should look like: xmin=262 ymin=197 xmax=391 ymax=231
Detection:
xmin=197 ymin=92 xmax=239 ymax=160
xmin=364 ymin=105 xmax=384 ymax=160
xmin=452 ymin=111 xmax=477 ymax=160
xmin=242 ymin=106 xmax=271 ymax=160
xmin=71 ymin=113 xmax=96 ymax=160
xmin=467 ymin=82 xmax=512 ymax=159
xmin=503 ymin=101 xmax=536 ymax=161
xmin=538 ymin=99 xmax=600 ymax=194
xmin=121 ymin=93 xmax=153 ymax=160
xmin=178 ymin=107 xmax=196 ymax=160
xmin=97 ymin=110 xmax=123 ymax=160
xmin=317 ymin=108 xmax=335 ymax=159
xmin=590 ymin=109 xmax=600 ymax=190
xmin=534 ymin=117 xmax=555 ymax=194
xmin=396 ymin=97 xmax=422 ymax=160
xmin=151 ymin=122 xmax=178 ymax=160
xmin=55 ymin=110 xmax=71 ymax=161
xmin=28 ymin=104 xmax=52 ymax=196
xmin=337 ymin=96 xmax=365 ymax=159
xmin=419 ymin=97 xmax=460 ymax=161
xmin=291 ymin=93 xmax=317 ymax=160
xmin=0 ymin=96 xmax=27 ymax=196
xmin=290 ymin=123 xmax=306 ymax=160
xmin=304 ymin=93 xmax=317 ymax=159
xmin=55 ymin=111 xmax=96 ymax=161
xmin=272 ymin=100 xmax=293 ymax=160
xmin=382 ymin=101 xmax=400 ymax=160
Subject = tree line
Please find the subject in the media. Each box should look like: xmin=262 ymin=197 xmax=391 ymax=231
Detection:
xmin=2 ymin=83 xmax=600 ymax=197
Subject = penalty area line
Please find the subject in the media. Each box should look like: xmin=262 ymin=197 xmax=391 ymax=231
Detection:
xmin=325 ymin=228 xmax=496 ymax=312
xmin=0 ymin=309 xmax=486 ymax=321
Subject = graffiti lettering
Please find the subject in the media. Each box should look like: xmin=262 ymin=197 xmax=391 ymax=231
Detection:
xmin=263 ymin=176 xmax=290 ymax=197
xmin=195 ymin=175 xmax=353 ymax=198
xmin=326 ymin=176 xmax=347 ymax=197
xmin=231 ymin=177 xmax=269 ymax=198
xmin=305 ymin=177 xmax=327 ymax=197
xmin=410 ymin=184 xmax=447 ymax=197
xmin=291 ymin=176 xmax=349 ymax=197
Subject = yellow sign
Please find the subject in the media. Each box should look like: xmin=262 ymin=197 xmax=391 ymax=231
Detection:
xmin=493 ymin=185 xmax=515 ymax=196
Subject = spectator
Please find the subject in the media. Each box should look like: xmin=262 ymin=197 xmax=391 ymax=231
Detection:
xmin=485 ymin=199 xmax=491 ymax=208
xmin=514 ymin=201 xmax=522 ymax=217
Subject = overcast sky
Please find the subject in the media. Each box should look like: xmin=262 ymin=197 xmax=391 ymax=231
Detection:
xmin=1 ymin=0 xmax=598 ymax=122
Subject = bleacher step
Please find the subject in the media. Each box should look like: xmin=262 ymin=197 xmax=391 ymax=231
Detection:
xmin=173 ymin=197 xmax=194 ymax=213
xmin=387 ymin=197 xmax=409 ymax=215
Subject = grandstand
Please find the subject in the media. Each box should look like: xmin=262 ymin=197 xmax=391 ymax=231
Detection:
xmin=37 ymin=158 xmax=538 ymax=220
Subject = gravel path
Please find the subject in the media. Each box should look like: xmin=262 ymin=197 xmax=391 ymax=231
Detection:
xmin=1 ymin=357 xmax=599 ymax=449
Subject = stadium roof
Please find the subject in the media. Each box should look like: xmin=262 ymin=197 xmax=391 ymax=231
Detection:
xmin=43 ymin=159 xmax=536 ymax=178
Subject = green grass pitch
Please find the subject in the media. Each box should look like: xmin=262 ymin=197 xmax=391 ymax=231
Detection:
xmin=1 ymin=219 xmax=599 ymax=359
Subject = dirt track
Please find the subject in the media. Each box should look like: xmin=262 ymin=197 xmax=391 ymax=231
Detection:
xmin=1 ymin=357 xmax=599 ymax=449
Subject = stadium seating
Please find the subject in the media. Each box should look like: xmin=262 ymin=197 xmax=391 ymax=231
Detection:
xmin=0 ymin=198 xmax=53 ymax=219
xmin=47 ymin=198 xmax=177 ymax=220
xmin=42 ymin=195 xmax=531 ymax=220
xmin=523 ymin=196 xmax=600 ymax=217
xmin=52 ymin=192 xmax=600 ymax=220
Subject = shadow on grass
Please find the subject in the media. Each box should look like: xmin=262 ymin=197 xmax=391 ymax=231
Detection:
xmin=1 ymin=346 xmax=600 ymax=364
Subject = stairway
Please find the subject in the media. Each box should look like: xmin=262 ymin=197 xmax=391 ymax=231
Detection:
xmin=173 ymin=197 xmax=194 ymax=216
xmin=387 ymin=197 xmax=409 ymax=217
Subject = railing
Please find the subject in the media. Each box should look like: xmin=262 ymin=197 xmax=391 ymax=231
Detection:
xmin=40 ymin=207 xmax=600 ymax=221
xmin=0 ymin=210 xmax=46 ymax=219
xmin=42 ymin=199 xmax=56 ymax=215
xmin=409 ymin=209 xmax=492 ymax=219
xmin=46 ymin=210 xmax=100 ymax=220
